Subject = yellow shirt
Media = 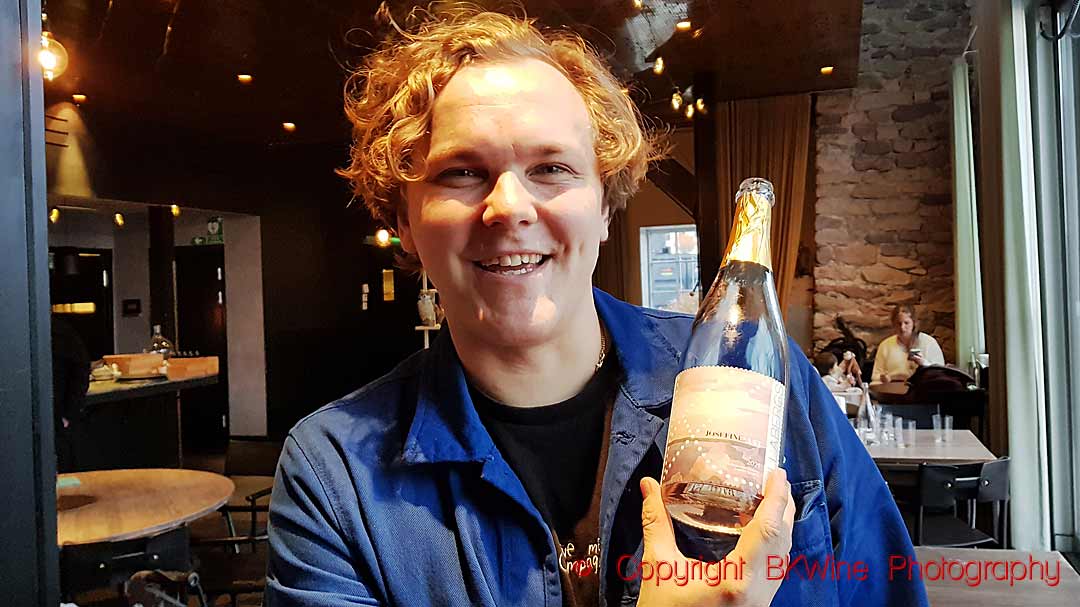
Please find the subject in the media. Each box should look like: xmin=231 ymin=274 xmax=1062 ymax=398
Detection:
xmin=870 ymin=333 xmax=945 ymax=384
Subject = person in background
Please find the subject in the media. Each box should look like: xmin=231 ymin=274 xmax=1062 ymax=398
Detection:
xmin=51 ymin=315 xmax=89 ymax=473
xmin=871 ymin=303 xmax=945 ymax=385
xmin=813 ymin=351 xmax=854 ymax=391
xmin=265 ymin=8 xmax=926 ymax=607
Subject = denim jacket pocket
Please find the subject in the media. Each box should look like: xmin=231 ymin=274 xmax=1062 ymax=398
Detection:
xmin=788 ymin=479 xmax=830 ymax=553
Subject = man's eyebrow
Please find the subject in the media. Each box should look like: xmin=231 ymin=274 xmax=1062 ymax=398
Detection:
xmin=427 ymin=142 xmax=584 ymax=163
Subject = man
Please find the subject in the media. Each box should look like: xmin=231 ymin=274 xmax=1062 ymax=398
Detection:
xmin=266 ymin=10 xmax=926 ymax=606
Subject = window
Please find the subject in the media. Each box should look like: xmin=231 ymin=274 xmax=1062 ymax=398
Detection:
xmin=639 ymin=225 xmax=699 ymax=312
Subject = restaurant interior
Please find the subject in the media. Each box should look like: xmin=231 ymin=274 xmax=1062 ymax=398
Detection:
xmin=3 ymin=0 xmax=1080 ymax=605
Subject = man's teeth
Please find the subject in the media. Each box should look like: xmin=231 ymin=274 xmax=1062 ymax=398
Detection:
xmin=480 ymin=253 xmax=544 ymax=268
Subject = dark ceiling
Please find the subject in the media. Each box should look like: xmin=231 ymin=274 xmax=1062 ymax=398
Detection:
xmin=42 ymin=0 xmax=862 ymax=145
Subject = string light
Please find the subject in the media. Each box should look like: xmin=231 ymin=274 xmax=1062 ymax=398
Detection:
xmin=685 ymin=104 xmax=695 ymax=119
xmin=113 ymin=213 xmax=125 ymax=227
xmin=237 ymin=74 xmax=253 ymax=84
xmin=49 ymin=208 xmax=60 ymax=224
xmin=653 ymin=56 xmax=665 ymax=75
xmin=820 ymin=66 xmax=835 ymax=75
xmin=671 ymin=91 xmax=683 ymax=111
xmin=695 ymin=98 xmax=705 ymax=111
xmin=375 ymin=229 xmax=391 ymax=247
xmin=282 ymin=122 xmax=296 ymax=132
xmin=676 ymin=20 xmax=692 ymax=32
xmin=171 ymin=204 xmax=181 ymax=217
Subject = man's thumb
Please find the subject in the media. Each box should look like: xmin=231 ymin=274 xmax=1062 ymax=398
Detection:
xmin=639 ymin=477 xmax=678 ymax=560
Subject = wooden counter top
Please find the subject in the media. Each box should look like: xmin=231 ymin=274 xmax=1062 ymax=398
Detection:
xmin=85 ymin=374 xmax=218 ymax=405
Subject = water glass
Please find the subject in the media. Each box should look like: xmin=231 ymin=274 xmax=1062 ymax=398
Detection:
xmin=905 ymin=419 xmax=917 ymax=448
xmin=932 ymin=413 xmax=944 ymax=442
xmin=943 ymin=415 xmax=954 ymax=442
xmin=881 ymin=412 xmax=894 ymax=443
xmin=894 ymin=416 xmax=907 ymax=447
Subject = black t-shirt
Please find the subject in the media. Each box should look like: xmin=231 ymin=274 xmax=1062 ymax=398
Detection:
xmin=470 ymin=356 xmax=619 ymax=607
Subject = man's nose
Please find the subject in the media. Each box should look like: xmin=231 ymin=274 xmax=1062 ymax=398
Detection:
xmin=482 ymin=171 xmax=538 ymax=228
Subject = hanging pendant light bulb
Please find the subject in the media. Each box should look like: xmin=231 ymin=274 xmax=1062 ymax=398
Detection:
xmin=653 ymin=56 xmax=665 ymax=75
xmin=38 ymin=32 xmax=69 ymax=81
xmin=685 ymin=104 xmax=695 ymax=119
xmin=671 ymin=90 xmax=683 ymax=111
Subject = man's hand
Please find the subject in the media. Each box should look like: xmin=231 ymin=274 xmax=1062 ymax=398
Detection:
xmin=636 ymin=469 xmax=795 ymax=606
xmin=880 ymin=373 xmax=891 ymax=384
xmin=909 ymin=354 xmax=925 ymax=366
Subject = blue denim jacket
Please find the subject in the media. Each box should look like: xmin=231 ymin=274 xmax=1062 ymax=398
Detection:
xmin=265 ymin=289 xmax=928 ymax=606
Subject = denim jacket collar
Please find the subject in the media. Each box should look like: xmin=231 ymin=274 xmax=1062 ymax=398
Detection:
xmin=399 ymin=288 xmax=682 ymax=467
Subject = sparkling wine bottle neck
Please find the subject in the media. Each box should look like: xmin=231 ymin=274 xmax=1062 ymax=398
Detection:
xmin=721 ymin=181 xmax=775 ymax=271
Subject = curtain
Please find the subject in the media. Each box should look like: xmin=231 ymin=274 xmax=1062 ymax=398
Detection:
xmin=975 ymin=0 xmax=1051 ymax=551
xmin=714 ymin=94 xmax=812 ymax=311
xmin=951 ymin=57 xmax=987 ymax=369
xmin=593 ymin=210 xmax=626 ymax=300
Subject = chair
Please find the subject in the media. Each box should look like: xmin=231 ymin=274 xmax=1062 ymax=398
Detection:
xmin=908 ymin=457 xmax=1010 ymax=548
xmin=188 ymin=437 xmax=281 ymax=606
xmin=217 ymin=436 xmax=283 ymax=553
xmin=878 ymin=403 xmax=940 ymax=429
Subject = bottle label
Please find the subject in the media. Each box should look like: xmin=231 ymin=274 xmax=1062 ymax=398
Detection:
xmin=661 ymin=366 xmax=785 ymax=497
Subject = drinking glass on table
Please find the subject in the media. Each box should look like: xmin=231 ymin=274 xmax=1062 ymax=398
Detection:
xmin=893 ymin=416 xmax=906 ymax=447
xmin=881 ymin=412 xmax=894 ymax=443
xmin=905 ymin=419 xmax=917 ymax=448
xmin=932 ymin=413 xmax=944 ymax=442
xmin=942 ymin=415 xmax=954 ymax=442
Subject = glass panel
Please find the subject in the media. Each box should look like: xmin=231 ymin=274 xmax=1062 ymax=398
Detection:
xmin=675 ymin=229 xmax=699 ymax=255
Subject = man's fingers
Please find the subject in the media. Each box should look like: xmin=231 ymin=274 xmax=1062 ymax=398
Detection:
xmin=639 ymin=477 xmax=679 ymax=561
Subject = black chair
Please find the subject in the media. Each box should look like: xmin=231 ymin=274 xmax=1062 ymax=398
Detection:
xmin=216 ymin=436 xmax=283 ymax=553
xmin=907 ymin=457 xmax=1010 ymax=548
xmin=188 ymin=438 xmax=281 ymax=606
xmin=878 ymin=403 xmax=941 ymax=429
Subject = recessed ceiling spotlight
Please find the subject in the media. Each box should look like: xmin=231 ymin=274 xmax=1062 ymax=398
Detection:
xmin=820 ymin=66 xmax=835 ymax=75
xmin=676 ymin=20 xmax=692 ymax=32
xmin=237 ymin=74 xmax=253 ymax=84
xmin=71 ymin=93 xmax=86 ymax=103
xmin=282 ymin=122 xmax=296 ymax=132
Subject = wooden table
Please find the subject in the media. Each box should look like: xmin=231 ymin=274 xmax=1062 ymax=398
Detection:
xmin=914 ymin=547 xmax=1080 ymax=606
xmin=866 ymin=430 xmax=995 ymax=466
xmin=57 ymin=468 xmax=234 ymax=546
xmin=870 ymin=381 xmax=910 ymax=404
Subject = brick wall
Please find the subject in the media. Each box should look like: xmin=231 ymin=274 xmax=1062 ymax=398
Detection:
xmin=813 ymin=0 xmax=975 ymax=361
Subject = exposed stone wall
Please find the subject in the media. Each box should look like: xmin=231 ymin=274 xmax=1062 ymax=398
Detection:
xmin=813 ymin=0 xmax=974 ymax=362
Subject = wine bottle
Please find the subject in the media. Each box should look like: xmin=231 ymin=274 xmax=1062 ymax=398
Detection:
xmin=660 ymin=178 xmax=789 ymax=535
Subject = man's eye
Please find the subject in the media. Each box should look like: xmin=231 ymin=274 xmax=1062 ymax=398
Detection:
xmin=532 ymin=164 xmax=573 ymax=178
xmin=436 ymin=168 xmax=486 ymax=185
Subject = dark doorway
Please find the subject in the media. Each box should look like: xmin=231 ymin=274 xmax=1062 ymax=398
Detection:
xmin=48 ymin=247 xmax=115 ymax=360
xmin=176 ymin=245 xmax=229 ymax=452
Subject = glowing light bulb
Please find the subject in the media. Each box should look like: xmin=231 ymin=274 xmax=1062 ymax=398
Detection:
xmin=685 ymin=104 xmax=695 ymax=119
xmin=237 ymin=74 xmax=253 ymax=84
xmin=49 ymin=208 xmax=60 ymax=224
xmin=37 ymin=33 xmax=68 ymax=81
xmin=820 ymin=66 xmax=835 ymax=76
xmin=653 ymin=56 xmax=665 ymax=75
xmin=282 ymin=122 xmax=296 ymax=132
xmin=671 ymin=91 xmax=683 ymax=111
xmin=695 ymin=97 xmax=705 ymax=111
xmin=676 ymin=20 xmax=692 ymax=32
xmin=375 ymin=229 xmax=391 ymax=247
xmin=632 ymin=0 xmax=643 ymax=9
xmin=114 ymin=213 xmax=125 ymax=227
xmin=171 ymin=204 xmax=181 ymax=217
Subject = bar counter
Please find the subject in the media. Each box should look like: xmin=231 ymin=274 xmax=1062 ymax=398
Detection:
xmin=86 ymin=374 xmax=218 ymax=405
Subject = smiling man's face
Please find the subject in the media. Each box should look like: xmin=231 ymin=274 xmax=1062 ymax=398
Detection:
xmin=399 ymin=58 xmax=607 ymax=349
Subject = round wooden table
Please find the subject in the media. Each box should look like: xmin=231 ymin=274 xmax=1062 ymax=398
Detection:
xmin=869 ymin=381 xmax=910 ymax=404
xmin=57 ymin=469 xmax=234 ymax=546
